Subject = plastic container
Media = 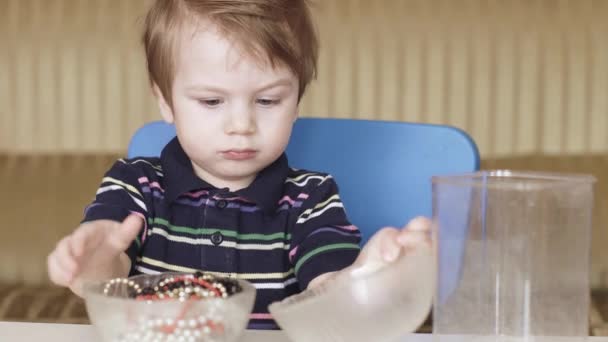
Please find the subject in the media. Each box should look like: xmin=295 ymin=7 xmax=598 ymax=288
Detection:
xmin=432 ymin=171 xmax=595 ymax=341
xmin=83 ymin=272 xmax=256 ymax=342
xmin=269 ymin=243 xmax=435 ymax=342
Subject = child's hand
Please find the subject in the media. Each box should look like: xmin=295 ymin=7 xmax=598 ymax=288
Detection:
xmin=47 ymin=214 xmax=143 ymax=296
xmin=353 ymin=217 xmax=432 ymax=271
xmin=308 ymin=217 xmax=431 ymax=288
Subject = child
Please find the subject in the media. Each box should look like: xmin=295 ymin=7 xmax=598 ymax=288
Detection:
xmin=47 ymin=0 xmax=431 ymax=330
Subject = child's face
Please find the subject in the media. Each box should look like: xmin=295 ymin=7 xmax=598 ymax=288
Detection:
xmin=156 ymin=22 xmax=299 ymax=191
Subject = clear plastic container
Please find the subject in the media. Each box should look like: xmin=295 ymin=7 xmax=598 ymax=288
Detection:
xmin=269 ymin=243 xmax=435 ymax=342
xmin=432 ymin=171 xmax=595 ymax=341
xmin=83 ymin=272 xmax=256 ymax=342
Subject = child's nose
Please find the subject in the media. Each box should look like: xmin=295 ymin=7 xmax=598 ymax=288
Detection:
xmin=225 ymin=109 xmax=256 ymax=135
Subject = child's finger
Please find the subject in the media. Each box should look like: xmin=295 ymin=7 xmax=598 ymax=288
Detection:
xmin=398 ymin=217 xmax=431 ymax=245
xmin=397 ymin=231 xmax=429 ymax=250
xmin=407 ymin=216 xmax=432 ymax=232
xmin=378 ymin=228 xmax=402 ymax=262
xmin=54 ymin=236 xmax=79 ymax=276
xmin=107 ymin=215 xmax=143 ymax=252
xmin=69 ymin=278 xmax=85 ymax=298
xmin=71 ymin=222 xmax=105 ymax=256
xmin=47 ymin=252 xmax=73 ymax=286
xmin=69 ymin=231 xmax=86 ymax=259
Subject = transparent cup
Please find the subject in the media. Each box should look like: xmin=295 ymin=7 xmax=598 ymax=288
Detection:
xmin=432 ymin=171 xmax=595 ymax=342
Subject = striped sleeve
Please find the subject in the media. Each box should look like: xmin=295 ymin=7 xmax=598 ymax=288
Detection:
xmin=81 ymin=159 xmax=149 ymax=273
xmin=289 ymin=174 xmax=361 ymax=290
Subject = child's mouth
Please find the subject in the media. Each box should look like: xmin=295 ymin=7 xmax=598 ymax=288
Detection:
xmin=221 ymin=149 xmax=257 ymax=160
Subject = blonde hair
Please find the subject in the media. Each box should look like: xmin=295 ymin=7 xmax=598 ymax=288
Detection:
xmin=142 ymin=0 xmax=319 ymax=108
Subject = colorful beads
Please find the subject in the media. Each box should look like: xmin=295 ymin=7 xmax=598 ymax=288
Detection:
xmin=103 ymin=271 xmax=241 ymax=301
xmin=103 ymin=278 xmax=142 ymax=297
xmin=117 ymin=314 xmax=224 ymax=342
xmin=101 ymin=271 xmax=242 ymax=342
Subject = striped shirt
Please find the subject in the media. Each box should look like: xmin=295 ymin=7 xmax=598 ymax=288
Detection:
xmin=82 ymin=137 xmax=361 ymax=329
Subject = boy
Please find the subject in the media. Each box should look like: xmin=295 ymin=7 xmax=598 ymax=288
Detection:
xmin=47 ymin=0 xmax=430 ymax=329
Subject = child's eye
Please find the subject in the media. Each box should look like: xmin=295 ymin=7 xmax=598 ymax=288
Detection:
xmin=256 ymin=98 xmax=281 ymax=106
xmin=199 ymin=99 xmax=223 ymax=107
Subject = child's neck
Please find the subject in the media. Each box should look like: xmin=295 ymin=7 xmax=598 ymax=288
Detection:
xmin=191 ymin=161 xmax=256 ymax=192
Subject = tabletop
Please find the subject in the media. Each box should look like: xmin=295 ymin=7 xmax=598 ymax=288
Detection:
xmin=1 ymin=322 xmax=607 ymax=342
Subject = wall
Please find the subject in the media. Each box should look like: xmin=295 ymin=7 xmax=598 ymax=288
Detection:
xmin=1 ymin=0 xmax=607 ymax=156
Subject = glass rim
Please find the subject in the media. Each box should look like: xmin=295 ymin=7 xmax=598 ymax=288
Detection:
xmin=431 ymin=170 xmax=597 ymax=186
xmin=82 ymin=272 xmax=256 ymax=306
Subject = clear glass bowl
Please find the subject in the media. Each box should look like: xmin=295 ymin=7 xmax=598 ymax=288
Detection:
xmin=269 ymin=244 xmax=435 ymax=342
xmin=83 ymin=272 xmax=256 ymax=342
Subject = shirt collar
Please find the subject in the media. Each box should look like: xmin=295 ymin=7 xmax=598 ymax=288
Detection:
xmin=161 ymin=137 xmax=288 ymax=213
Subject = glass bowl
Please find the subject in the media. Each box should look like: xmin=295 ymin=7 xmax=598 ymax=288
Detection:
xmin=83 ymin=272 xmax=256 ymax=342
xmin=269 ymin=244 xmax=435 ymax=342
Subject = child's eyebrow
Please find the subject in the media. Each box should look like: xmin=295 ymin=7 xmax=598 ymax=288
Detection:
xmin=185 ymin=78 xmax=294 ymax=94
xmin=255 ymin=78 xmax=294 ymax=92
xmin=185 ymin=84 xmax=228 ymax=94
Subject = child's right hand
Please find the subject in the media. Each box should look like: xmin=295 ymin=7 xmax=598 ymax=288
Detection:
xmin=47 ymin=214 xmax=143 ymax=296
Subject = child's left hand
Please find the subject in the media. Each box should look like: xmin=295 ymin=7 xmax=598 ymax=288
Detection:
xmin=308 ymin=217 xmax=432 ymax=288
xmin=354 ymin=216 xmax=432 ymax=269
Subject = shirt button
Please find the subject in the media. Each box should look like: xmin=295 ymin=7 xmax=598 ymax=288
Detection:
xmin=211 ymin=231 xmax=224 ymax=245
xmin=216 ymin=200 xmax=228 ymax=209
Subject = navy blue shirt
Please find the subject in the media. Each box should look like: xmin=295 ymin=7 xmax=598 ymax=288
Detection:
xmin=83 ymin=138 xmax=361 ymax=329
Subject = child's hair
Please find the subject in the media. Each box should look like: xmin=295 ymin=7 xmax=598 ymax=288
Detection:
xmin=142 ymin=0 xmax=319 ymax=108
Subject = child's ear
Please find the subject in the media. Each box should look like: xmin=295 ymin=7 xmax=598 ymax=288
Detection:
xmin=152 ymin=83 xmax=174 ymax=124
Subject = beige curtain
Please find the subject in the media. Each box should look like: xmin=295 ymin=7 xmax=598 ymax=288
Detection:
xmin=1 ymin=0 xmax=607 ymax=157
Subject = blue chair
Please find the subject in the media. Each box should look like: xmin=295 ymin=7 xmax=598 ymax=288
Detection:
xmin=128 ymin=118 xmax=479 ymax=244
xmin=128 ymin=118 xmax=479 ymax=301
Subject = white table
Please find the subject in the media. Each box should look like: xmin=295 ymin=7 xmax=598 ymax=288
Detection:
xmin=1 ymin=322 xmax=607 ymax=341
xmin=2 ymin=322 xmax=280 ymax=341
